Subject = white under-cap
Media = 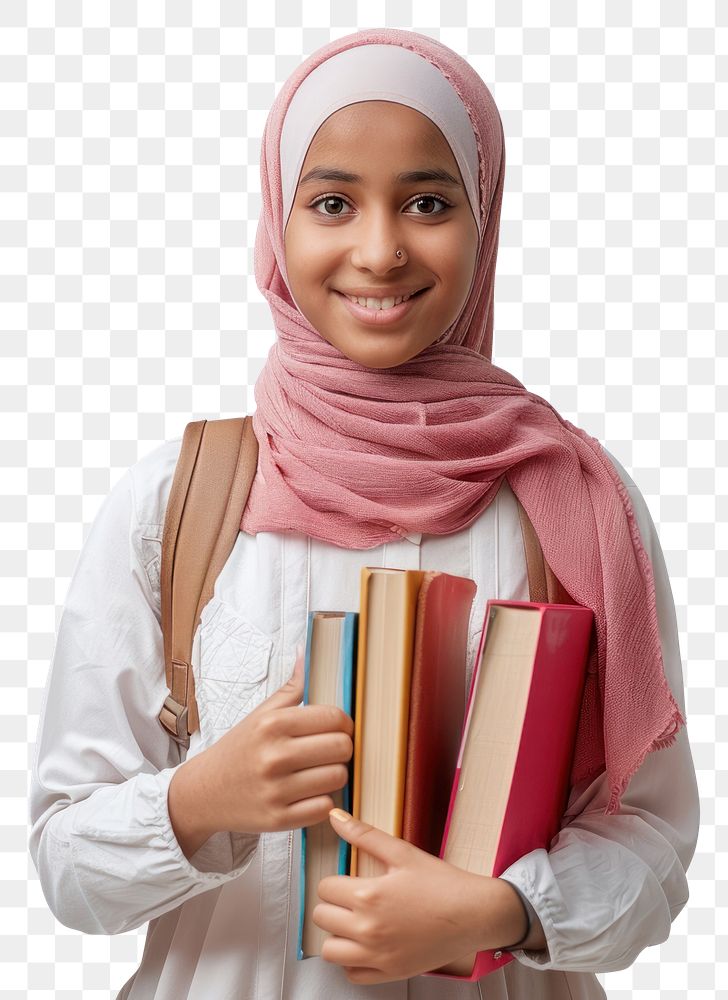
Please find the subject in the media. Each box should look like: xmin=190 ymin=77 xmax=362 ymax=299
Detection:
xmin=279 ymin=43 xmax=482 ymax=236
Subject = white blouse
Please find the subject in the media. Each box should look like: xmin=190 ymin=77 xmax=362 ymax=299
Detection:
xmin=28 ymin=436 xmax=700 ymax=1000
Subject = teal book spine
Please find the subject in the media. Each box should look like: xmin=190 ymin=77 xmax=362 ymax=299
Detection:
xmin=297 ymin=611 xmax=358 ymax=961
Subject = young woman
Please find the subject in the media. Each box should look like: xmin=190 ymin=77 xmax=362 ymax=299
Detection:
xmin=28 ymin=28 xmax=699 ymax=999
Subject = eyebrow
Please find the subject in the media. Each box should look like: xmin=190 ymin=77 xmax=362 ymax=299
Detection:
xmin=298 ymin=166 xmax=463 ymax=188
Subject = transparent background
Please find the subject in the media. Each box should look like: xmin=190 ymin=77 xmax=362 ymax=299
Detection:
xmin=2 ymin=1 xmax=724 ymax=997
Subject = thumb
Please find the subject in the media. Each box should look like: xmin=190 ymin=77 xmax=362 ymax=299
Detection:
xmin=328 ymin=809 xmax=411 ymax=869
xmin=262 ymin=643 xmax=305 ymax=710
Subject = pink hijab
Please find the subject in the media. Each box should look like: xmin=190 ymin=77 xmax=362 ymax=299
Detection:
xmin=240 ymin=27 xmax=686 ymax=815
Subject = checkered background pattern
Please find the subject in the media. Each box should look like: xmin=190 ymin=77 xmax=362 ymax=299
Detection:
xmin=2 ymin=2 xmax=723 ymax=997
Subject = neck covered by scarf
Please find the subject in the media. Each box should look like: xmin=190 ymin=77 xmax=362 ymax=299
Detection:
xmin=241 ymin=27 xmax=686 ymax=815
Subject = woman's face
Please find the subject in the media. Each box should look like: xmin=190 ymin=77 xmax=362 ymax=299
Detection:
xmin=283 ymin=101 xmax=480 ymax=370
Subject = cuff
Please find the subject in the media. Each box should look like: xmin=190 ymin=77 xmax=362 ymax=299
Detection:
xmin=497 ymin=878 xmax=538 ymax=948
xmin=498 ymin=850 xmax=555 ymax=969
xmin=67 ymin=766 xmax=262 ymax=934
xmin=185 ymin=829 xmax=261 ymax=876
xmin=158 ymin=767 xmax=260 ymax=880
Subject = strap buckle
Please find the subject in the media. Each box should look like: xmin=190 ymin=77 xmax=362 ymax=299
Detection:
xmin=160 ymin=694 xmax=190 ymax=749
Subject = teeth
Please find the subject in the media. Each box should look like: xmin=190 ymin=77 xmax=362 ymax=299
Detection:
xmin=346 ymin=291 xmax=415 ymax=310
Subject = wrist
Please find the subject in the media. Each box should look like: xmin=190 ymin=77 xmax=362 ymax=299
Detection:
xmin=168 ymin=751 xmax=221 ymax=860
xmin=497 ymin=879 xmax=532 ymax=948
xmin=494 ymin=877 xmax=547 ymax=952
xmin=469 ymin=874 xmax=546 ymax=953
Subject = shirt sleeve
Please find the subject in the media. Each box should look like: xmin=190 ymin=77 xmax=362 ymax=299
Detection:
xmin=27 ymin=452 xmax=261 ymax=936
xmin=496 ymin=449 xmax=701 ymax=973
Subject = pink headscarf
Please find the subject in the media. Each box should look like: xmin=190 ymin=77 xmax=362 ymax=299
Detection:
xmin=240 ymin=27 xmax=686 ymax=815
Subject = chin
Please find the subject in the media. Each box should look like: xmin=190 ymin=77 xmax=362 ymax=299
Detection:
xmin=344 ymin=342 xmax=427 ymax=370
xmin=349 ymin=348 xmax=419 ymax=370
xmin=318 ymin=327 xmax=434 ymax=369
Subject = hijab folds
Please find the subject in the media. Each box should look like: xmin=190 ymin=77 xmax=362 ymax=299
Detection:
xmin=240 ymin=28 xmax=686 ymax=816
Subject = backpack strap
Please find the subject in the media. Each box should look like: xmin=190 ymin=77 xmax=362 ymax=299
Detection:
xmin=515 ymin=495 xmax=573 ymax=605
xmin=158 ymin=416 xmax=259 ymax=749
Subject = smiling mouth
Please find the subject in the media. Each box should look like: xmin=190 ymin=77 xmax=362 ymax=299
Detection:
xmin=334 ymin=285 xmax=432 ymax=327
xmin=336 ymin=287 xmax=430 ymax=310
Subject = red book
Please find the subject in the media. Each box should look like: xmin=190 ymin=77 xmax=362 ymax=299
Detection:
xmin=427 ymin=599 xmax=595 ymax=981
xmin=402 ymin=571 xmax=478 ymax=855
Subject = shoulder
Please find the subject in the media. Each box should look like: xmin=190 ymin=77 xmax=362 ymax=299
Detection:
xmin=127 ymin=436 xmax=184 ymax=532
xmin=72 ymin=437 xmax=183 ymax=562
xmin=599 ymin=444 xmax=637 ymax=491
xmin=118 ymin=436 xmax=184 ymax=618
xmin=598 ymin=444 xmax=655 ymax=532
xmin=597 ymin=444 xmax=664 ymax=590
xmin=493 ymin=443 xmax=641 ymax=526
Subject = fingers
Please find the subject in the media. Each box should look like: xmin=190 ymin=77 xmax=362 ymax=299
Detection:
xmin=321 ymin=935 xmax=374 ymax=969
xmin=284 ymin=762 xmax=349 ymax=803
xmin=312 ymin=901 xmax=354 ymax=938
xmin=273 ymin=702 xmax=354 ymax=737
xmin=285 ymin=794 xmax=337 ymax=829
xmin=316 ymin=874 xmax=362 ymax=908
xmin=254 ymin=645 xmax=354 ymax=738
xmin=258 ymin=646 xmax=305 ymax=711
xmin=286 ymin=730 xmax=353 ymax=768
xmin=264 ymin=730 xmax=351 ymax=789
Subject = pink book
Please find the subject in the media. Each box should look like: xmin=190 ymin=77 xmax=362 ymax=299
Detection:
xmin=425 ymin=599 xmax=595 ymax=981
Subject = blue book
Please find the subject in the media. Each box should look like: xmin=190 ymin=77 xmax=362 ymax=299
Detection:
xmin=297 ymin=610 xmax=358 ymax=961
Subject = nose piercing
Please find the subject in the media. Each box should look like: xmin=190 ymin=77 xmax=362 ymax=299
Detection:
xmin=395 ymin=248 xmax=404 ymax=258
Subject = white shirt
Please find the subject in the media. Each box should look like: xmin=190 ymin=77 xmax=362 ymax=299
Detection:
xmin=28 ymin=436 xmax=700 ymax=1000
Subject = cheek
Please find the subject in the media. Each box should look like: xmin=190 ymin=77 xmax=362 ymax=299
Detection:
xmin=447 ymin=226 xmax=479 ymax=294
xmin=284 ymin=246 xmax=314 ymax=309
xmin=429 ymin=230 xmax=478 ymax=327
xmin=428 ymin=218 xmax=476 ymax=268
xmin=284 ymin=254 xmax=331 ymax=330
xmin=286 ymin=232 xmax=331 ymax=295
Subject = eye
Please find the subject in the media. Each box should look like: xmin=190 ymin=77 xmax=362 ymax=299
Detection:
xmin=307 ymin=192 xmax=454 ymax=219
xmin=309 ymin=195 xmax=354 ymax=217
xmin=404 ymin=194 xmax=452 ymax=216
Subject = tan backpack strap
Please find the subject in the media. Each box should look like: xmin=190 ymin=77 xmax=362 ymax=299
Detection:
xmin=159 ymin=416 xmax=259 ymax=749
xmin=515 ymin=495 xmax=573 ymax=605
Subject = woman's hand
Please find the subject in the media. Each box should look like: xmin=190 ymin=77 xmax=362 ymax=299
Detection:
xmin=169 ymin=648 xmax=353 ymax=858
xmin=314 ymin=809 xmax=515 ymax=985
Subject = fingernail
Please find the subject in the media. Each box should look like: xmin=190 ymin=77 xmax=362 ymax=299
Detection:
xmin=329 ymin=808 xmax=351 ymax=822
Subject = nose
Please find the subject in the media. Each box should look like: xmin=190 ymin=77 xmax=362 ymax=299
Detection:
xmin=349 ymin=209 xmax=409 ymax=275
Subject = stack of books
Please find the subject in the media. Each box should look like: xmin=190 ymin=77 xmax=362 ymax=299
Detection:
xmin=297 ymin=566 xmax=594 ymax=980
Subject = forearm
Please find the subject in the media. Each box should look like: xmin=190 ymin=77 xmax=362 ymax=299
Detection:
xmin=168 ymin=750 xmax=222 ymax=859
xmin=468 ymin=873 xmax=547 ymax=953
xmin=30 ymin=767 xmax=259 ymax=935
